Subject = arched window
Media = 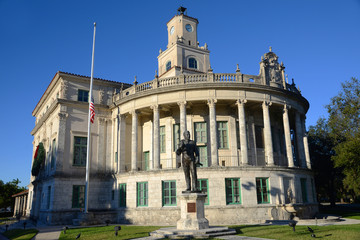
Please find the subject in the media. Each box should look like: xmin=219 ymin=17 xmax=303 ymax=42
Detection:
xmin=188 ymin=57 xmax=197 ymax=69
xmin=166 ymin=61 xmax=171 ymax=71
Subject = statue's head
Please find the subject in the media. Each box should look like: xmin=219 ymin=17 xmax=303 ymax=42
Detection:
xmin=183 ymin=131 xmax=190 ymax=140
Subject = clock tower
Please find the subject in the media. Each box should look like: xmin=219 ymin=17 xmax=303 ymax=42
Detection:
xmin=157 ymin=7 xmax=210 ymax=78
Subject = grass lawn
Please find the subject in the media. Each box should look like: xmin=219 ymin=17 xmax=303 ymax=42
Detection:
xmin=2 ymin=229 xmax=38 ymax=240
xmin=58 ymin=225 xmax=162 ymax=240
xmin=56 ymin=224 xmax=360 ymax=240
xmin=0 ymin=217 xmax=12 ymax=225
xmin=230 ymin=224 xmax=360 ymax=240
xmin=320 ymin=207 xmax=360 ymax=220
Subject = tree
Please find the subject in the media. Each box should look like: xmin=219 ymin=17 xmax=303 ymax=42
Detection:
xmin=308 ymin=118 xmax=342 ymax=206
xmin=332 ymin=134 xmax=360 ymax=201
xmin=327 ymin=77 xmax=360 ymax=140
xmin=326 ymin=77 xmax=360 ymax=201
xmin=0 ymin=179 xmax=26 ymax=213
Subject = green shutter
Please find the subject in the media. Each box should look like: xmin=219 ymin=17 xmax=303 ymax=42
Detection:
xmin=217 ymin=121 xmax=228 ymax=149
xmin=225 ymin=178 xmax=241 ymax=205
xmin=51 ymin=138 xmax=56 ymax=169
xmin=256 ymin=178 xmax=270 ymax=204
xmin=78 ymin=89 xmax=89 ymax=102
xmin=194 ymin=122 xmax=207 ymax=143
xmin=162 ymin=180 xmax=176 ymax=206
xmin=72 ymin=185 xmax=85 ymax=208
xmin=160 ymin=126 xmax=166 ymax=153
xmin=137 ymin=182 xmax=148 ymax=207
xmin=119 ymin=183 xmax=126 ymax=207
xmin=47 ymin=186 xmax=51 ymax=209
xmin=197 ymin=179 xmax=209 ymax=205
xmin=73 ymin=137 xmax=87 ymax=166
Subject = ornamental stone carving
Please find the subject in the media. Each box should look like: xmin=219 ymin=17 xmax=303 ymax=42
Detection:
xmin=57 ymin=112 xmax=68 ymax=121
xmin=60 ymin=80 xmax=68 ymax=99
xmin=99 ymin=88 xmax=105 ymax=104
xmin=261 ymin=50 xmax=282 ymax=84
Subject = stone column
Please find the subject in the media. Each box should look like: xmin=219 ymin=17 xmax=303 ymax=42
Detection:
xmin=295 ymin=112 xmax=306 ymax=168
xmin=262 ymin=101 xmax=274 ymax=166
xmin=302 ymin=117 xmax=311 ymax=169
xmin=131 ymin=110 xmax=138 ymax=171
xmin=57 ymin=112 xmax=68 ymax=170
xmin=282 ymin=105 xmax=294 ymax=167
xmin=151 ymin=105 xmax=160 ymax=170
xmin=207 ymin=99 xmax=218 ymax=166
xmin=236 ymin=99 xmax=249 ymax=165
xmin=178 ymin=101 xmax=187 ymax=136
xmin=119 ymin=115 xmax=126 ymax=172
xmin=13 ymin=197 xmax=18 ymax=217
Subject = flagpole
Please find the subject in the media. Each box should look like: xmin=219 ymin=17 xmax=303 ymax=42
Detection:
xmin=85 ymin=22 xmax=96 ymax=213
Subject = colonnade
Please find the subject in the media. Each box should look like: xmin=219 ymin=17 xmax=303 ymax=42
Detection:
xmin=13 ymin=193 xmax=28 ymax=217
xmin=116 ymin=99 xmax=311 ymax=172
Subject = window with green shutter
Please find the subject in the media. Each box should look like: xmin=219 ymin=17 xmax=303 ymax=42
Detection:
xmin=72 ymin=185 xmax=85 ymax=208
xmin=162 ymin=180 xmax=176 ymax=206
xmin=255 ymin=126 xmax=264 ymax=148
xmin=78 ymin=89 xmax=89 ymax=102
xmin=256 ymin=178 xmax=270 ymax=204
xmin=73 ymin=137 xmax=87 ymax=166
xmin=137 ymin=182 xmax=148 ymax=207
xmin=119 ymin=183 xmax=126 ymax=207
xmin=225 ymin=178 xmax=241 ymax=204
xmin=198 ymin=179 xmax=209 ymax=205
xmin=311 ymin=178 xmax=316 ymax=202
xmin=47 ymin=186 xmax=51 ymax=209
xmin=217 ymin=121 xmax=228 ymax=149
xmin=160 ymin=126 xmax=166 ymax=153
xmin=194 ymin=122 xmax=207 ymax=143
xmin=173 ymin=124 xmax=180 ymax=151
xmin=51 ymin=138 xmax=56 ymax=169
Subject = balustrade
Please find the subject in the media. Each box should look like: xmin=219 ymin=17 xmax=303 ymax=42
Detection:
xmin=113 ymin=72 xmax=300 ymax=101
xmin=214 ymin=73 xmax=237 ymax=82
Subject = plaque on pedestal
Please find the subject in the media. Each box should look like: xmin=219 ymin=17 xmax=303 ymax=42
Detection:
xmin=177 ymin=192 xmax=209 ymax=230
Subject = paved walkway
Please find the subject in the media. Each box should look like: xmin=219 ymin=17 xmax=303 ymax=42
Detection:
xmin=32 ymin=226 xmax=62 ymax=240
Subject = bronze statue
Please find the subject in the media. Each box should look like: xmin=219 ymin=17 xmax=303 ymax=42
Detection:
xmin=176 ymin=131 xmax=201 ymax=192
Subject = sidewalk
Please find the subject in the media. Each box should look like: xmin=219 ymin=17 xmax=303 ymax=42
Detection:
xmin=32 ymin=226 xmax=62 ymax=240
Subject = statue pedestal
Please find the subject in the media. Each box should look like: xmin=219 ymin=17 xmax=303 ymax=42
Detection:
xmin=176 ymin=192 xmax=209 ymax=230
xmin=151 ymin=192 xmax=236 ymax=238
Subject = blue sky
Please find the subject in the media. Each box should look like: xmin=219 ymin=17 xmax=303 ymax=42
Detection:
xmin=0 ymin=0 xmax=359 ymax=187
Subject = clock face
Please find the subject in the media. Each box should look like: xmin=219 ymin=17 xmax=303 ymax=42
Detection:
xmin=185 ymin=24 xmax=193 ymax=32
xmin=170 ymin=26 xmax=175 ymax=35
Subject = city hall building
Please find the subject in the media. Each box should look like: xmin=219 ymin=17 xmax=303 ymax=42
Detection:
xmin=27 ymin=8 xmax=317 ymax=225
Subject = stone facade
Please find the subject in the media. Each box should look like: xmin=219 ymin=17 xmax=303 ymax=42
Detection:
xmin=27 ymin=8 xmax=317 ymax=225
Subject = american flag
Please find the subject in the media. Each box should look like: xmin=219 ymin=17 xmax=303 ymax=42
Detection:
xmin=90 ymin=97 xmax=95 ymax=123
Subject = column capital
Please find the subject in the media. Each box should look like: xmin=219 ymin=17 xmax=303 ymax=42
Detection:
xmin=262 ymin=101 xmax=272 ymax=108
xmin=284 ymin=103 xmax=291 ymax=110
xmin=57 ymin=112 xmax=68 ymax=121
xmin=207 ymin=98 xmax=217 ymax=107
xmin=130 ymin=110 xmax=139 ymax=115
xmin=177 ymin=101 xmax=187 ymax=107
xmin=236 ymin=99 xmax=247 ymax=106
xmin=98 ymin=117 xmax=107 ymax=124
xmin=150 ymin=105 xmax=161 ymax=111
